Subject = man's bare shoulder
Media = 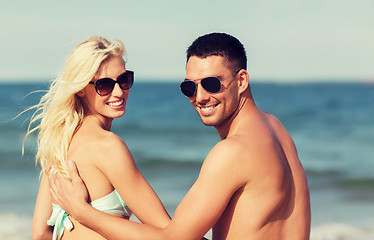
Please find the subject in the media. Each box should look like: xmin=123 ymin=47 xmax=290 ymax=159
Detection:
xmin=201 ymin=136 xmax=260 ymax=182
xmin=262 ymin=112 xmax=297 ymax=152
xmin=207 ymin=137 xmax=248 ymax=163
xmin=263 ymin=112 xmax=292 ymax=138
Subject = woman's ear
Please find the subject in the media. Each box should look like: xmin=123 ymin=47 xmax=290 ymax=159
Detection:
xmin=237 ymin=69 xmax=249 ymax=94
xmin=76 ymin=90 xmax=85 ymax=97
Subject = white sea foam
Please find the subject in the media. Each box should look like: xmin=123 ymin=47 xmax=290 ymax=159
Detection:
xmin=311 ymin=222 xmax=374 ymax=240
xmin=0 ymin=213 xmax=32 ymax=240
xmin=1 ymin=212 xmax=373 ymax=240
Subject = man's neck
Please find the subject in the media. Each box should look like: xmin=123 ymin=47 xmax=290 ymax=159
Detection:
xmin=216 ymin=94 xmax=256 ymax=140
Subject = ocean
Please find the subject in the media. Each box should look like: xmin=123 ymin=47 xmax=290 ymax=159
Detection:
xmin=0 ymin=81 xmax=373 ymax=239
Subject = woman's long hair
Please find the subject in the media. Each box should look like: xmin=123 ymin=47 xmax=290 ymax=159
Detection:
xmin=24 ymin=36 xmax=125 ymax=179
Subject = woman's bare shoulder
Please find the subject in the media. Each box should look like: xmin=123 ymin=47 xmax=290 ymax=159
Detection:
xmin=70 ymin=131 xmax=130 ymax=164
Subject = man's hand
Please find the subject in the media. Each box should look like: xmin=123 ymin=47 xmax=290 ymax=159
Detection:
xmin=49 ymin=161 xmax=89 ymax=218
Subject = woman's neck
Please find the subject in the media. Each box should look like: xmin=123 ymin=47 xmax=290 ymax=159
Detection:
xmin=84 ymin=114 xmax=113 ymax=131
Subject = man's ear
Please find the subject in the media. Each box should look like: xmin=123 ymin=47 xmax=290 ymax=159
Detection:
xmin=76 ymin=90 xmax=85 ymax=97
xmin=237 ymin=69 xmax=249 ymax=94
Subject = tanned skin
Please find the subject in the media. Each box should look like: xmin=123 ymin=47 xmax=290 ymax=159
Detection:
xmin=50 ymin=55 xmax=311 ymax=240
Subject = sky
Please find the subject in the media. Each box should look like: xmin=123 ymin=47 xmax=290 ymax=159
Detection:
xmin=0 ymin=0 xmax=373 ymax=83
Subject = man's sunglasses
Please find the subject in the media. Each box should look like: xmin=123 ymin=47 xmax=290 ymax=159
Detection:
xmin=89 ymin=70 xmax=134 ymax=96
xmin=180 ymin=70 xmax=240 ymax=98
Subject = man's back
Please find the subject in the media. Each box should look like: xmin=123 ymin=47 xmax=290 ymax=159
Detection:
xmin=211 ymin=108 xmax=311 ymax=239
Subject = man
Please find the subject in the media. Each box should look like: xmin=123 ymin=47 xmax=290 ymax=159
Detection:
xmin=51 ymin=32 xmax=311 ymax=239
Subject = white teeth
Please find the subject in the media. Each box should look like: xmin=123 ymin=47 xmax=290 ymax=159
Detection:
xmin=201 ymin=105 xmax=214 ymax=111
xmin=108 ymin=99 xmax=123 ymax=106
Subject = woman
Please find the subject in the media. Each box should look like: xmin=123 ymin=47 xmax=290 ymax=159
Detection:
xmin=27 ymin=36 xmax=171 ymax=240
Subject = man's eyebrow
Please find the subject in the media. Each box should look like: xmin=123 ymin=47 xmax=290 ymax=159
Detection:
xmin=184 ymin=74 xmax=222 ymax=82
xmin=184 ymin=77 xmax=198 ymax=82
xmin=184 ymin=78 xmax=201 ymax=82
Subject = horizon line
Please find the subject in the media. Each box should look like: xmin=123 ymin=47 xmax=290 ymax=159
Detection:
xmin=0 ymin=77 xmax=373 ymax=85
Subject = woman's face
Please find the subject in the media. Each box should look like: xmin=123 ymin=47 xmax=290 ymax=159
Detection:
xmin=82 ymin=56 xmax=130 ymax=127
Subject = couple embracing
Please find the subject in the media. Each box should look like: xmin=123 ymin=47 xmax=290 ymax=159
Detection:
xmin=30 ymin=33 xmax=311 ymax=240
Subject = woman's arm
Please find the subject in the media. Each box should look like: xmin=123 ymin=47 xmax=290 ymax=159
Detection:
xmin=32 ymin=173 xmax=53 ymax=240
xmin=95 ymin=135 xmax=171 ymax=227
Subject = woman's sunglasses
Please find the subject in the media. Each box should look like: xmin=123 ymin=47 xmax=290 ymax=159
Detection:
xmin=89 ymin=70 xmax=134 ymax=96
xmin=180 ymin=70 xmax=240 ymax=98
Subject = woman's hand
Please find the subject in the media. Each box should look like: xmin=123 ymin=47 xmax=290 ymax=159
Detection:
xmin=49 ymin=161 xmax=89 ymax=219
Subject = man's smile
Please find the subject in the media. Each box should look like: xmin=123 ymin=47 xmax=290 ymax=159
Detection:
xmin=198 ymin=103 xmax=219 ymax=116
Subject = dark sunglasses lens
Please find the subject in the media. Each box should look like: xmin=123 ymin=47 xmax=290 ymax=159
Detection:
xmin=118 ymin=71 xmax=134 ymax=90
xmin=180 ymin=81 xmax=196 ymax=97
xmin=96 ymin=78 xmax=115 ymax=96
xmin=201 ymin=77 xmax=221 ymax=93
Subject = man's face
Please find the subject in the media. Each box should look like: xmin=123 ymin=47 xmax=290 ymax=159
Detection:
xmin=185 ymin=56 xmax=240 ymax=127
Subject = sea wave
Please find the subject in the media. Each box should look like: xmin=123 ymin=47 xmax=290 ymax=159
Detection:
xmin=311 ymin=222 xmax=374 ymax=240
xmin=0 ymin=213 xmax=32 ymax=240
xmin=1 ymin=212 xmax=373 ymax=240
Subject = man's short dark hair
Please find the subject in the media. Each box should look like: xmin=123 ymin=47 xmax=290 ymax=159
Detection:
xmin=187 ymin=32 xmax=247 ymax=70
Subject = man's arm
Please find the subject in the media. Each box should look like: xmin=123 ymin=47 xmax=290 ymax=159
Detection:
xmin=166 ymin=139 xmax=248 ymax=238
xmin=51 ymin=140 xmax=245 ymax=239
xmin=94 ymin=136 xmax=170 ymax=227
xmin=50 ymin=161 xmax=169 ymax=240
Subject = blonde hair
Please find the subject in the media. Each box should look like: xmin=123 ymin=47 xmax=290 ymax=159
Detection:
xmin=25 ymin=36 xmax=125 ymax=179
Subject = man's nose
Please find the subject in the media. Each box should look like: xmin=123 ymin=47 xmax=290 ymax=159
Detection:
xmin=195 ymin=83 xmax=210 ymax=103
